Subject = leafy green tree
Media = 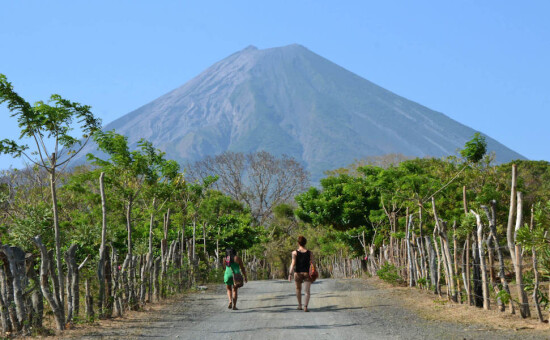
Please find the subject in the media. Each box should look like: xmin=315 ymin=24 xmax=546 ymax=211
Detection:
xmin=295 ymin=174 xmax=378 ymax=231
xmin=88 ymin=130 xmax=178 ymax=258
xmin=0 ymin=74 xmax=101 ymax=309
xmin=460 ymin=132 xmax=487 ymax=164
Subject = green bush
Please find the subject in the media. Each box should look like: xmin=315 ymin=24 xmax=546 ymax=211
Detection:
xmin=207 ymin=266 xmax=225 ymax=283
xmin=376 ymin=263 xmax=404 ymax=285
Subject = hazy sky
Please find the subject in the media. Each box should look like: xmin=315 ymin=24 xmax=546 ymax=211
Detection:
xmin=1 ymin=1 xmax=549 ymax=169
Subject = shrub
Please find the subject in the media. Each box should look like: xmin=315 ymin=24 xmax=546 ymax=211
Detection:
xmin=376 ymin=263 xmax=404 ymax=285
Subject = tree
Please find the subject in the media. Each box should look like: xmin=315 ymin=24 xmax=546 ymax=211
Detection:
xmin=88 ymin=130 xmax=178 ymax=309
xmin=0 ymin=74 xmax=101 ymax=318
xmin=460 ymin=132 xmax=487 ymax=164
xmin=295 ymin=173 xmax=379 ymax=232
xmin=187 ymin=151 xmax=309 ymax=225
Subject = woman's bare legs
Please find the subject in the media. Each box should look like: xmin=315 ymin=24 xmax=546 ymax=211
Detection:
xmin=295 ymin=279 xmax=303 ymax=309
xmin=232 ymin=287 xmax=239 ymax=310
xmin=303 ymin=281 xmax=311 ymax=312
xmin=226 ymin=285 xmax=233 ymax=308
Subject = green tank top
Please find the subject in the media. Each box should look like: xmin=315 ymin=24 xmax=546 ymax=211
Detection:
xmin=224 ymin=261 xmax=241 ymax=284
xmin=225 ymin=261 xmax=240 ymax=275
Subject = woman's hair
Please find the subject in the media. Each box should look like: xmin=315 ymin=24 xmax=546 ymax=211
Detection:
xmin=297 ymin=235 xmax=307 ymax=247
xmin=226 ymin=248 xmax=236 ymax=263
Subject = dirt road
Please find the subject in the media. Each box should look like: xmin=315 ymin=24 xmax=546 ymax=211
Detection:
xmin=74 ymin=279 xmax=546 ymax=339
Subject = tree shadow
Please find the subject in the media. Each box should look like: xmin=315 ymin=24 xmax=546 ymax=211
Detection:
xmin=212 ymin=322 xmax=360 ymax=334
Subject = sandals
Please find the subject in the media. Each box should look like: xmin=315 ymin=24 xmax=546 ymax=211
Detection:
xmin=228 ymin=302 xmax=232 ymax=309
xmin=304 ymin=306 xmax=309 ymax=312
xmin=297 ymin=306 xmax=303 ymax=310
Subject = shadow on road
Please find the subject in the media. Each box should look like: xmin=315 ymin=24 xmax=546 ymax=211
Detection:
xmin=212 ymin=322 xmax=360 ymax=334
xmin=230 ymin=305 xmax=370 ymax=314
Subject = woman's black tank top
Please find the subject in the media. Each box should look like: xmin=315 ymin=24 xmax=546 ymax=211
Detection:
xmin=296 ymin=250 xmax=310 ymax=273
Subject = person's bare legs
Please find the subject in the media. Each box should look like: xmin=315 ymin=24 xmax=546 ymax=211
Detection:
xmin=226 ymin=285 xmax=233 ymax=308
xmin=303 ymin=281 xmax=311 ymax=312
xmin=232 ymin=287 xmax=239 ymax=310
xmin=295 ymin=276 xmax=303 ymax=309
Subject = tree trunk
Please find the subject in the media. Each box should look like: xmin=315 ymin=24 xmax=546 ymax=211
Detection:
xmin=452 ymin=222 xmax=462 ymax=302
xmin=432 ymin=229 xmax=442 ymax=297
xmin=438 ymin=237 xmax=451 ymax=298
xmin=149 ymin=199 xmax=156 ymax=255
xmin=140 ymin=254 xmax=148 ymax=306
xmin=482 ymin=202 xmax=513 ymax=313
xmin=506 ymin=164 xmax=517 ymax=265
xmin=461 ymin=241 xmax=470 ymax=306
xmin=65 ymin=244 xmax=77 ymax=323
xmin=153 ymin=257 xmax=161 ymax=302
xmin=125 ymin=200 xmax=137 ymax=310
xmin=25 ymin=254 xmax=44 ymax=329
xmin=532 ymin=246 xmax=544 ymax=322
xmin=425 ymin=236 xmax=437 ymax=291
xmin=471 ymin=210 xmax=490 ymax=310
xmin=33 ymin=236 xmax=65 ymax=330
xmin=432 ymin=198 xmax=456 ymax=301
xmin=148 ymin=254 xmax=154 ymax=303
xmin=514 ymin=192 xmax=531 ymax=318
xmin=442 ymin=223 xmax=457 ymax=302
xmin=111 ymin=247 xmax=123 ymax=317
xmin=49 ymin=157 xmax=65 ymax=311
xmin=0 ymin=267 xmax=9 ymax=334
xmin=85 ymin=279 xmax=94 ymax=320
xmin=530 ymin=206 xmax=544 ymax=322
xmin=121 ymin=255 xmax=130 ymax=310
xmin=1 ymin=246 xmax=27 ymax=333
xmin=192 ymin=217 xmax=197 ymax=263
xmin=103 ymin=247 xmax=112 ymax=318
xmin=1 ymin=259 xmax=18 ymax=332
xmin=65 ymin=247 xmax=88 ymax=323
xmin=130 ymin=256 xmax=139 ymax=310
xmin=505 ymin=164 xmax=520 ymax=312
xmin=406 ymin=214 xmax=416 ymax=287
xmin=418 ymin=205 xmax=428 ymax=286
xmin=471 ymin=238 xmax=483 ymax=307
xmin=203 ymin=222 xmax=208 ymax=258
xmin=98 ymin=172 xmax=107 ymax=318
xmin=161 ymin=210 xmax=171 ymax=298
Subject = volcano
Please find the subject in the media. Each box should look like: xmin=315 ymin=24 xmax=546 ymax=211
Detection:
xmin=77 ymin=44 xmax=524 ymax=181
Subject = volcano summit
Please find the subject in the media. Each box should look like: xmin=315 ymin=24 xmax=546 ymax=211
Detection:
xmin=78 ymin=44 xmax=524 ymax=181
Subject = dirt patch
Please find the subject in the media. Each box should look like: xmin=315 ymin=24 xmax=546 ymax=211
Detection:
xmin=368 ymin=277 xmax=549 ymax=333
xmin=40 ymin=288 xmax=211 ymax=339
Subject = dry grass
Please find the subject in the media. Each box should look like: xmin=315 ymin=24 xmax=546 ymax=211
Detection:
xmin=369 ymin=276 xmax=550 ymax=333
xmin=37 ymin=293 xmax=190 ymax=339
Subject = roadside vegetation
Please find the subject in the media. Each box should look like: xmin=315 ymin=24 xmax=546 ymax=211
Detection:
xmin=2 ymin=74 xmax=550 ymax=336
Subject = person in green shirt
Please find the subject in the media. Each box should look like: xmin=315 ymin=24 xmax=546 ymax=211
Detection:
xmin=224 ymin=248 xmax=248 ymax=310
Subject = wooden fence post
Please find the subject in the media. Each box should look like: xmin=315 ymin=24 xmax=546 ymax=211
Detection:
xmin=471 ymin=210 xmax=490 ymax=310
xmin=482 ymin=202 xmax=513 ymax=313
xmin=33 ymin=236 xmax=65 ymax=330
xmin=513 ymin=192 xmax=531 ymax=318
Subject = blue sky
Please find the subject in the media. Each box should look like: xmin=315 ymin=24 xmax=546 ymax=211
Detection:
xmin=1 ymin=1 xmax=549 ymax=169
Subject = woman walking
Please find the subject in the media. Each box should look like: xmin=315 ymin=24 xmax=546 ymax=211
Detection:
xmin=288 ymin=235 xmax=314 ymax=312
xmin=224 ymin=248 xmax=248 ymax=310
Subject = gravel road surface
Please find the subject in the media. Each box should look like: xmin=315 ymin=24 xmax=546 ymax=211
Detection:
xmin=76 ymin=279 xmax=546 ymax=340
